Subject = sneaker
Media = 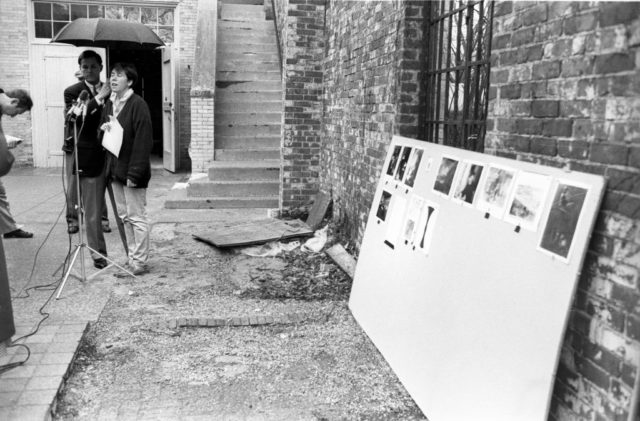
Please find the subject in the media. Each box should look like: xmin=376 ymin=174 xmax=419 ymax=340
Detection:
xmin=93 ymin=258 xmax=108 ymax=269
xmin=102 ymin=223 xmax=112 ymax=233
xmin=4 ymin=229 xmax=33 ymax=239
xmin=114 ymin=263 xmax=148 ymax=278
xmin=67 ymin=225 xmax=79 ymax=234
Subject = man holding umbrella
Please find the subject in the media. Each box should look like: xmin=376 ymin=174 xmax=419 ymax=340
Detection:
xmin=63 ymin=50 xmax=111 ymax=269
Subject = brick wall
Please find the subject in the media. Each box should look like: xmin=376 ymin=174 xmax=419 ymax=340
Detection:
xmin=321 ymin=1 xmax=426 ymax=243
xmin=177 ymin=0 xmax=197 ymax=171
xmin=488 ymin=2 xmax=640 ymax=419
xmin=273 ymin=0 xmax=325 ymax=209
xmin=0 ymin=0 xmax=33 ymax=166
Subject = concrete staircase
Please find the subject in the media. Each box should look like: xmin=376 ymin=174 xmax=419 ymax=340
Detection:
xmin=169 ymin=0 xmax=282 ymax=209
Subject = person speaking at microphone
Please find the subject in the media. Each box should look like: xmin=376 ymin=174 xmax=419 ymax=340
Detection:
xmin=62 ymin=50 xmax=112 ymax=269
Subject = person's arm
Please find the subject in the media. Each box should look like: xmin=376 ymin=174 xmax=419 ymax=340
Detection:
xmin=126 ymin=99 xmax=153 ymax=187
xmin=0 ymin=129 xmax=15 ymax=177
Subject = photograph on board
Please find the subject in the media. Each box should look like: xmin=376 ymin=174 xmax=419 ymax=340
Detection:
xmin=376 ymin=190 xmax=392 ymax=221
xmin=504 ymin=172 xmax=551 ymax=231
xmin=386 ymin=145 xmax=402 ymax=176
xmin=394 ymin=147 xmax=413 ymax=181
xmin=476 ymin=164 xmax=517 ymax=217
xmin=539 ymin=180 xmax=589 ymax=261
xmin=433 ymin=156 xmax=459 ymax=196
xmin=403 ymin=148 xmax=424 ymax=188
xmin=452 ymin=161 xmax=484 ymax=205
xmin=402 ymin=195 xmax=425 ymax=245
xmin=416 ymin=201 xmax=438 ymax=255
xmin=384 ymin=195 xmax=408 ymax=249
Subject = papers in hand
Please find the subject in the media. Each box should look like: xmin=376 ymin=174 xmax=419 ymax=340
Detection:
xmin=101 ymin=116 xmax=123 ymax=157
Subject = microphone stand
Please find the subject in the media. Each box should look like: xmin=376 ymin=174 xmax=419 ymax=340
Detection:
xmin=55 ymin=103 xmax=135 ymax=300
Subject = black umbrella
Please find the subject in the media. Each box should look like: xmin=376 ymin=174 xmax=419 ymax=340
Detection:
xmin=51 ymin=18 xmax=165 ymax=50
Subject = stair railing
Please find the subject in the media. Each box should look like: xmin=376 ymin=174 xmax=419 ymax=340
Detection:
xmin=270 ymin=0 xmax=283 ymax=78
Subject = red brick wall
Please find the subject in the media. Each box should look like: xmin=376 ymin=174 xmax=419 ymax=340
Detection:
xmin=488 ymin=2 xmax=640 ymax=419
xmin=321 ymin=0 xmax=426 ymax=242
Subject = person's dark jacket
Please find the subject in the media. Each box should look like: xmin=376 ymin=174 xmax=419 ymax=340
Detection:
xmin=100 ymin=93 xmax=153 ymax=188
xmin=63 ymin=82 xmax=105 ymax=177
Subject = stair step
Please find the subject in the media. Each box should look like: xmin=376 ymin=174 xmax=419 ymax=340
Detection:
xmin=215 ymin=101 xmax=281 ymax=113
xmin=165 ymin=189 xmax=278 ymax=209
xmin=218 ymin=42 xmax=278 ymax=54
xmin=215 ymin=80 xmax=281 ymax=92
xmin=209 ymin=160 xmax=280 ymax=181
xmin=217 ymin=71 xmax=280 ymax=82
xmin=216 ymin=59 xmax=279 ymax=72
xmin=219 ymin=32 xmax=276 ymax=44
xmin=218 ymin=20 xmax=274 ymax=31
xmin=188 ymin=179 xmax=279 ymax=197
xmin=215 ymin=135 xmax=280 ymax=149
xmin=220 ymin=4 xmax=265 ymax=22
xmin=219 ymin=51 xmax=279 ymax=62
xmin=215 ymin=125 xmax=281 ymax=137
xmin=216 ymin=113 xmax=280 ymax=126
xmin=221 ymin=0 xmax=264 ymax=5
xmin=216 ymin=91 xmax=281 ymax=102
xmin=214 ymin=148 xmax=280 ymax=161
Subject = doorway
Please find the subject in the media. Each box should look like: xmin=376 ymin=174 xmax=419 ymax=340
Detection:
xmin=107 ymin=48 xmax=163 ymax=158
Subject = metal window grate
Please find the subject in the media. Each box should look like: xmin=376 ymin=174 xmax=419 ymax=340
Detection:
xmin=424 ymin=0 xmax=494 ymax=151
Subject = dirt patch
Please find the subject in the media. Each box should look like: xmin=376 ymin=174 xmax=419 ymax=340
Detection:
xmin=54 ymin=222 xmax=426 ymax=420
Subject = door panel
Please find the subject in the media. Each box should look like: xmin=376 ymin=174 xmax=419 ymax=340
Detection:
xmin=161 ymin=46 xmax=178 ymax=172
xmin=30 ymin=44 xmax=105 ymax=167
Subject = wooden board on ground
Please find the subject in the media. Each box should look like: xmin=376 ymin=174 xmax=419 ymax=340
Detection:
xmin=193 ymin=218 xmax=313 ymax=248
xmin=326 ymin=244 xmax=356 ymax=279
xmin=306 ymin=192 xmax=332 ymax=230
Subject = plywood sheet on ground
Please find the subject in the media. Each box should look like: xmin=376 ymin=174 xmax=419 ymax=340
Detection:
xmin=193 ymin=218 xmax=313 ymax=248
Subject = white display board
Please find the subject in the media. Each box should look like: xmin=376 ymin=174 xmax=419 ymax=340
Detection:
xmin=349 ymin=136 xmax=606 ymax=421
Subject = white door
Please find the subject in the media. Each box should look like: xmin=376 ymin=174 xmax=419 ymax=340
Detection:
xmin=161 ymin=46 xmax=178 ymax=172
xmin=30 ymin=44 xmax=105 ymax=167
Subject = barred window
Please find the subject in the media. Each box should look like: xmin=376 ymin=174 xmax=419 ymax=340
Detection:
xmin=424 ymin=1 xmax=494 ymax=151
xmin=33 ymin=2 xmax=175 ymax=44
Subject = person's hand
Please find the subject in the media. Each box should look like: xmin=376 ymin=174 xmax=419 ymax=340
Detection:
xmin=126 ymin=179 xmax=137 ymax=188
xmin=96 ymin=83 xmax=111 ymax=101
xmin=100 ymin=122 xmax=111 ymax=132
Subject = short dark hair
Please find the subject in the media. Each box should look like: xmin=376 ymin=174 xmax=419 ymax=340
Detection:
xmin=111 ymin=62 xmax=138 ymax=86
xmin=78 ymin=50 xmax=102 ymax=66
xmin=5 ymin=89 xmax=33 ymax=111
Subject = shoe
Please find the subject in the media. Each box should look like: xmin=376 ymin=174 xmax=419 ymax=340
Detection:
xmin=114 ymin=264 xmax=148 ymax=278
xmin=4 ymin=229 xmax=33 ymax=239
xmin=68 ymin=225 xmax=79 ymax=234
xmin=93 ymin=258 xmax=108 ymax=269
xmin=102 ymin=224 xmax=112 ymax=233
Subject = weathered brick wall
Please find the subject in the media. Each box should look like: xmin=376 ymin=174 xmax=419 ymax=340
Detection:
xmin=0 ymin=0 xmax=33 ymax=166
xmin=276 ymin=0 xmax=325 ymax=209
xmin=488 ymin=2 xmax=640 ymax=419
xmin=178 ymin=0 xmax=197 ymax=171
xmin=189 ymin=94 xmax=214 ymax=172
xmin=321 ymin=1 xmax=426 ymax=243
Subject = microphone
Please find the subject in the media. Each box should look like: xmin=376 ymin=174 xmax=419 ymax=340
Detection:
xmin=78 ymin=90 xmax=89 ymax=118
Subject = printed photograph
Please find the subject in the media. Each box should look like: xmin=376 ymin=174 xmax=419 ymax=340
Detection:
xmin=386 ymin=145 xmax=402 ymax=176
xmin=402 ymin=195 xmax=425 ymax=245
xmin=504 ymin=172 xmax=551 ymax=231
xmin=476 ymin=165 xmax=516 ymax=217
xmin=539 ymin=181 xmax=588 ymax=261
xmin=394 ymin=147 xmax=413 ymax=181
xmin=433 ymin=156 xmax=459 ymax=196
xmin=403 ymin=148 xmax=424 ymax=188
xmin=376 ymin=190 xmax=392 ymax=221
xmin=416 ymin=201 xmax=438 ymax=255
xmin=452 ymin=161 xmax=484 ymax=205
xmin=385 ymin=195 xmax=408 ymax=248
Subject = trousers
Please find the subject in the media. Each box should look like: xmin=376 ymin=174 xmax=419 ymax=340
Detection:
xmin=111 ymin=181 xmax=150 ymax=266
xmin=0 ymin=178 xmax=18 ymax=235
xmin=65 ymin=152 xmax=108 ymax=227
